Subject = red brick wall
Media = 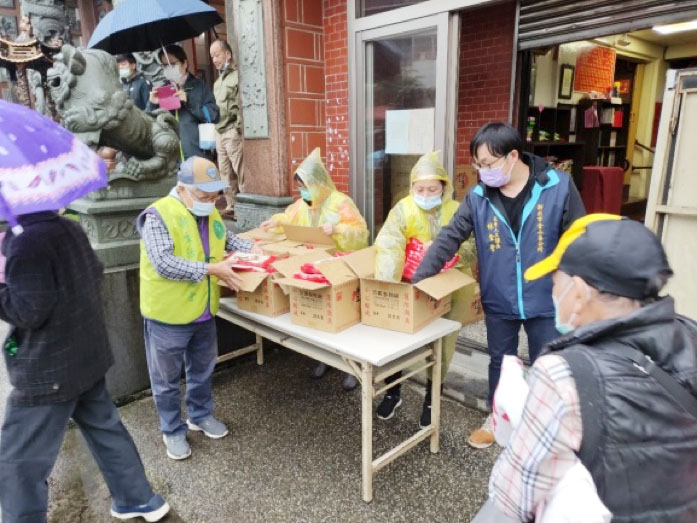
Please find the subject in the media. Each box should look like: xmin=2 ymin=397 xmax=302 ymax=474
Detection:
xmin=283 ymin=0 xmax=327 ymax=188
xmin=455 ymin=2 xmax=515 ymax=193
xmin=322 ymin=0 xmax=349 ymax=193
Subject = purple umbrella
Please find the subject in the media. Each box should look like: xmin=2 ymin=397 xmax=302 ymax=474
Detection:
xmin=0 ymin=99 xmax=107 ymax=232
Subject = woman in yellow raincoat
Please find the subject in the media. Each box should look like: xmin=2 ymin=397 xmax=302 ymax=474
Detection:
xmin=261 ymin=148 xmax=368 ymax=252
xmin=373 ymin=151 xmax=476 ymax=428
xmin=261 ymin=147 xmax=369 ymax=389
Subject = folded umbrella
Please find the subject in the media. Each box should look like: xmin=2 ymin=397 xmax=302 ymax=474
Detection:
xmin=0 ymin=100 xmax=107 ymax=232
xmin=87 ymin=0 xmax=224 ymax=55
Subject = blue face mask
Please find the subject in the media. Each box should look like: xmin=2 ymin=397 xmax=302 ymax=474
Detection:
xmin=413 ymin=193 xmax=442 ymax=211
xmin=299 ymin=187 xmax=312 ymax=203
xmin=553 ymin=281 xmax=575 ymax=334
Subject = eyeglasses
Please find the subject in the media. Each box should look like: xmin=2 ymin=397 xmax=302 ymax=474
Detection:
xmin=192 ymin=191 xmax=220 ymax=203
xmin=471 ymin=154 xmax=508 ymax=171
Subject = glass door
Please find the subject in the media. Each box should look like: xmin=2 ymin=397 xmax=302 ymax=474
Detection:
xmin=355 ymin=13 xmax=453 ymax=238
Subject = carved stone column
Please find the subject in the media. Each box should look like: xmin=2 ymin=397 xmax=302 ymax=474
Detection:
xmin=227 ymin=0 xmax=293 ymax=230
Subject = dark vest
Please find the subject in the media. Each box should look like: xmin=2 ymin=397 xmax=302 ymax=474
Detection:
xmin=552 ymin=301 xmax=697 ymax=522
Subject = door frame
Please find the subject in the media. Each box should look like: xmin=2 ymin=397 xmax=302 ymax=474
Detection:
xmin=353 ymin=12 xmax=453 ymax=236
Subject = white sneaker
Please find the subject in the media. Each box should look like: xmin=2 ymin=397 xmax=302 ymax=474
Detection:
xmin=162 ymin=433 xmax=191 ymax=460
xmin=187 ymin=417 xmax=229 ymax=439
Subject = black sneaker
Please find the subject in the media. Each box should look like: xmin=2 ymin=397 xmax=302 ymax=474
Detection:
xmin=376 ymin=394 xmax=402 ymax=420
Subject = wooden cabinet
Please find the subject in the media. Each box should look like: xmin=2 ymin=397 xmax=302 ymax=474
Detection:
xmin=524 ymin=105 xmax=585 ymax=189
xmin=575 ymin=99 xmax=631 ymax=170
xmin=524 ymin=100 xmax=631 ymax=191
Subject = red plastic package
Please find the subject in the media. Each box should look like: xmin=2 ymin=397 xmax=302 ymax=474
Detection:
xmin=300 ymin=263 xmax=322 ymax=274
xmin=401 ymin=238 xmax=459 ymax=282
xmin=225 ymin=252 xmax=277 ymax=272
xmin=293 ymin=271 xmax=330 ymax=284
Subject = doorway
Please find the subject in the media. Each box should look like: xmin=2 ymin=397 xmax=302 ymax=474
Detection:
xmin=355 ymin=13 xmax=453 ymax=238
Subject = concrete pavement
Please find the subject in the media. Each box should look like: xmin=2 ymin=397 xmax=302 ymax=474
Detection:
xmin=2 ymin=343 xmax=500 ymax=522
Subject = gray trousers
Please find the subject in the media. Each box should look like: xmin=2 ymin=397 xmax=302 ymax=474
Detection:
xmin=0 ymin=378 xmax=153 ymax=523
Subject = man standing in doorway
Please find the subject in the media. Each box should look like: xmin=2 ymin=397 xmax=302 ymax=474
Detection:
xmin=413 ymin=122 xmax=585 ymax=449
xmin=117 ymin=53 xmax=152 ymax=111
xmin=210 ymin=39 xmax=243 ymax=219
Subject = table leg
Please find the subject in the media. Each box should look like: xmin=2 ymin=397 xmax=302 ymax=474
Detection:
xmin=430 ymin=337 xmax=442 ymax=454
xmin=361 ymin=362 xmax=374 ymax=502
xmin=256 ymin=334 xmax=264 ymax=365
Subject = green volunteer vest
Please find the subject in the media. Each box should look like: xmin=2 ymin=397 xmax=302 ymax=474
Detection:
xmin=140 ymin=196 xmax=227 ymax=324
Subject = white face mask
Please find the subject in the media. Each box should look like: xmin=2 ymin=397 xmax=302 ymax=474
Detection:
xmin=163 ymin=65 xmax=183 ymax=85
xmin=119 ymin=67 xmax=131 ymax=80
xmin=185 ymin=188 xmax=215 ymax=217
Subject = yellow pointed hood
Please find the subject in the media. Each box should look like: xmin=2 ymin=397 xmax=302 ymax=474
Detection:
xmin=409 ymin=151 xmax=453 ymax=203
xmin=294 ymin=148 xmax=336 ymax=206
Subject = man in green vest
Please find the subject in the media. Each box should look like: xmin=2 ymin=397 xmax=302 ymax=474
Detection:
xmin=137 ymin=156 xmax=261 ymax=460
xmin=210 ymin=39 xmax=243 ymax=219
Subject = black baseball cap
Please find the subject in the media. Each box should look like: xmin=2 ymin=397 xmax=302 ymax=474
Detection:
xmin=525 ymin=214 xmax=673 ymax=300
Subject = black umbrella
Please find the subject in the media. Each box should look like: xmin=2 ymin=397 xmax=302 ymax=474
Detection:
xmin=87 ymin=0 xmax=223 ymax=55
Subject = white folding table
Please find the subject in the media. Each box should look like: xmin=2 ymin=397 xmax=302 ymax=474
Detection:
xmin=216 ymin=297 xmax=461 ymax=502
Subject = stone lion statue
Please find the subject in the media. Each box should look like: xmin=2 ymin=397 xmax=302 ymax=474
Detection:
xmin=47 ymin=45 xmax=180 ymax=181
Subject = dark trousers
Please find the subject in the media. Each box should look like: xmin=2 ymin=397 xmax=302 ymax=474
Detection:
xmin=143 ymin=318 xmax=218 ymax=436
xmin=0 ymin=378 xmax=153 ymax=523
xmin=485 ymin=315 xmax=558 ymax=407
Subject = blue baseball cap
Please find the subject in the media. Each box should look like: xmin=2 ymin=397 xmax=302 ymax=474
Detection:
xmin=177 ymin=156 xmax=228 ymax=193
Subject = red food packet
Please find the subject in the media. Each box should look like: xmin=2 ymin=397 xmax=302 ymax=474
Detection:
xmin=300 ymin=263 xmax=322 ymax=274
xmin=225 ymin=252 xmax=277 ymax=271
xmin=293 ymin=271 xmax=330 ymax=284
xmin=401 ymin=238 xmax=459 ymax=282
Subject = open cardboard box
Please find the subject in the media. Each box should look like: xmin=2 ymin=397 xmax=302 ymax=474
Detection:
xmin=237 ymin=227 xmax=286 ymax=245
xmin=273 ymin=250 xmax=361 ymax=333
xmin=343 ymin=247 xmax=476 ymax=333
xmin=260 ymin=224 xmax=336 ymax=258
xmin=234 ymin=270 xmax=290 ymax=317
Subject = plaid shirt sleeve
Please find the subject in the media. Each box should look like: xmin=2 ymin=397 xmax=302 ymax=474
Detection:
xmin=489 ymin=354 xmax=583 ymax=521
xmin=226 ymin=231 xmax=254 ymax=253
xmin=141 ymin=213 xmax=208 ymax=282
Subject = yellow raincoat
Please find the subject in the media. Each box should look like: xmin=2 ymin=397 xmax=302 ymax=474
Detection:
xmin=374 ymin=151 xmax=477 ymax=381
xmin=270 ymin=148 xmax=369 ymax=252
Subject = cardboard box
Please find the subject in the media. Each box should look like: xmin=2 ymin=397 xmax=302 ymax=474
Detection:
xmin=237 ymin=227 xmax=286 ymax=245
xmin=343 ymin=247 xmax=476 ymax=334
xmin=273 ymin=251 xmax=361 ymax=333
xmin=260 ymin=225 xmax=336 ymax=258
xmin=235 ymin=271 xmax=290 ymax=317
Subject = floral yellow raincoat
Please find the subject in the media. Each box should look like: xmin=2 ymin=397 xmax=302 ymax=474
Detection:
xmin=270 ymin=148 xmax=369 ymax=252
xmin=374 ymin=151 xmax=477 ymax=380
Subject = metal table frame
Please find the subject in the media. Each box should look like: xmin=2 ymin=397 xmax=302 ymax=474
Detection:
xmin=216 ymin=298 xmax=460 ymax=502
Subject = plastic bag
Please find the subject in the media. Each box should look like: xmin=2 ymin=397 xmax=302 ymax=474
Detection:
xmin=492 ymin=355 xmax=528 ymax=447
xmin=199 ymin=106 xmax=216 ymax=150
xmin=401 ymin=237 xmax=459 ymax=282
xmin=537 ymin=462 xmax=612 ymax=523
xmin=225 ymin=252 xmax=277 ymax=273
xmin=294 ymin=262 xmax=330 ymax=284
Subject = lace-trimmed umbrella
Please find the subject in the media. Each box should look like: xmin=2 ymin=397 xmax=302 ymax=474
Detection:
xmin=0 ymin=99 xmax=107 ymax=233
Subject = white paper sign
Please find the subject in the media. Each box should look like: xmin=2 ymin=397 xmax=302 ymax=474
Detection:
xmin=385 ymin=108 xmax=435 ymax=155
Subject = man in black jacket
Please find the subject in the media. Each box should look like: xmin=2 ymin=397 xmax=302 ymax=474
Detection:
xmin=488 ymin=214 xmax=697 ymax=522
xmin=117 ymin=53 xmax=152 ymax=111
xmin=0 ymin=212 xmax=169 ymax=522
